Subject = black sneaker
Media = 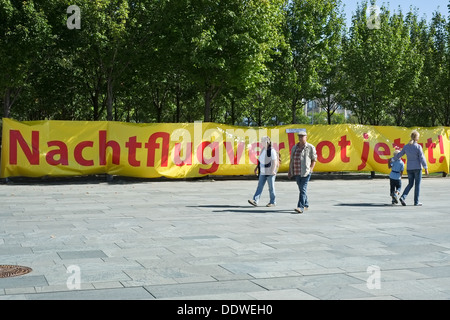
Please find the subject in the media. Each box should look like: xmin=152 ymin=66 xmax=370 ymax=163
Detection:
xmin=400 ymin=198 xmax=406 ymax=206
xmin=248 ymin=199 xmax=257 ymax=207
xmin=392 ymin=196 xmax=398 ymax=204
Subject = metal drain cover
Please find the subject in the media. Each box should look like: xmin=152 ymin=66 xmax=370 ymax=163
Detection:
xmin=0 ymin=265 xmax=32 ymax=278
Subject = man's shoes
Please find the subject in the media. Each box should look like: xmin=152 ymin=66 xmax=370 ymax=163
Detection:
xmin=414 ymin=203 xmax=423 ymax=206
xmin=399 ymin=198 xmax=406 ymax=206
xmin=248 ymin=199 xmax=257 ymax=207
xmin=392 ymin=196 xmax=398 ymax=204
xmin=266 ymin=203 xmax=276 ymax=207
xmin=292 ymin=208 xmax=303 ymax=214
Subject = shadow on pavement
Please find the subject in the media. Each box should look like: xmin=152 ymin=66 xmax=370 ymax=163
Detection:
xmin=335 ymin=203 xmax=394 ymax=207
xmin=188 ymin=204 xmax=295 ymax=214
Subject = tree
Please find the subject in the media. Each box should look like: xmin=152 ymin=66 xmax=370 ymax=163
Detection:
xmin=53 ymin=0 xmax=132 ymax=121
xmin=0 ymin=0 xmax=52 ymax=119
xmin=283 ymin=0 xmax=345 ymax=124
xmin=423 ymin=12 xmax=450 ymax=126
xmin=343 ymin=1 xmax=407 ymax=125
xmin=174 ymin=0 xmax=286 ymax=122
xmin=387 ymin=9 xmax=424 ymax=126
xmin=313 ymin=0 xmax=346 ymax=124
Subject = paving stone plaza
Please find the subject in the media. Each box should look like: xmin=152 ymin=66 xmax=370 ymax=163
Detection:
xmin=0 ymin=173 xmax=449 ymax=300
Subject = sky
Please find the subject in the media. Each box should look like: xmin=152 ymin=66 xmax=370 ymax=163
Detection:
xmin=342 ymin=0 xmax=449 ymax=27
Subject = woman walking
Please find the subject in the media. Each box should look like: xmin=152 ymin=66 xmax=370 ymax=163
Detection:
xmin=393 ymin=130 xmax=428 ymax=206
xmin=248 ymin=136 xmax=279 ymax=207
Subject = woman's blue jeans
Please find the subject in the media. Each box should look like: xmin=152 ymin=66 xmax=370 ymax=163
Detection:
xmin=295 ymin=173 xmax=311 ymax=209
xmin=401 ymin=169 xmax=422 ymax=205
xmin=253 ymin=174 xmax=276 ymax=205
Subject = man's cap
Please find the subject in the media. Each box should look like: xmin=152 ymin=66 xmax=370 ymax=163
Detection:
xmin=297 ymin=129 xmax=307 ymax=136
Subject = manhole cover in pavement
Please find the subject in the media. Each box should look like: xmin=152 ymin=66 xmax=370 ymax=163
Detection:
xmin=0 ymin=265 xmax=32 ymax=278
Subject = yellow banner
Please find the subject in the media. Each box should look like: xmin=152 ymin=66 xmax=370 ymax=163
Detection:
xmin=1 ymin=118 xmax=449 ymax=178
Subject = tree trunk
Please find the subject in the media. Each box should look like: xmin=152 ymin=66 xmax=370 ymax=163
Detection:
xmin=175 ymin=86 xmax=181 ymax=123
xmin=92 ymin=91 xmax=100 ymax=121
xmin=3 ymin=88 xmax=11 ymax=119
xmin=230 ymin=98 xmax=235 ymax=125
xmin=204 ymin=89 xmax=212 ymax=122
xmin=153 ymin=87 xmax=162 ymax=123
xmin=291 ymin=98 xmax=298 ymax=124
xmin=326 ymin=96 xmax=332 ymax=125
xmin=204 ymin=84 xmax=221 ymax=122
xmin=90 ymin=74 xmax=103 ymax=121
xmin=107 ymin=74 xmax=114 ymax=121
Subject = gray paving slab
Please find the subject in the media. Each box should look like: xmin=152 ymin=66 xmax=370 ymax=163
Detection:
xmin=24 ymin=287 xmax=154 ymax=300
xmin=0 ymin=173 xmax=449 ymax=301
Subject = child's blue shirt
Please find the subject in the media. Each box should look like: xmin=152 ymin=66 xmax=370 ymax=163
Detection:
xmin=389 ymin=158 xmax=404 ymax=180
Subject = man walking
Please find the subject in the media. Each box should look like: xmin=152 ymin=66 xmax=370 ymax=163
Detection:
xmin=288 ymin=129 xmax=317 ymax=214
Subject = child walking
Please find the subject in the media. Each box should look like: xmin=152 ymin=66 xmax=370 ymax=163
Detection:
xmin=388 ymin=150 xmax=404 ymax=204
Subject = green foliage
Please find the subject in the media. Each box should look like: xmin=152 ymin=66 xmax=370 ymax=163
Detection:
xmin=0 ymin=0 xmax=448 ymax=127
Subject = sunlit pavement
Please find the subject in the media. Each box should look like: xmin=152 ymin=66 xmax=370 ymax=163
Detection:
xmin=0 ymin=173 xmax=449 ymax=300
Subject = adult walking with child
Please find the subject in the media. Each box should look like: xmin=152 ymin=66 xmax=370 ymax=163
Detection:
xmin=393 ymin=130 xmax=428 ymax=206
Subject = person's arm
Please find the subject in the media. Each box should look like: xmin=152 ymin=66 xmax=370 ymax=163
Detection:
xmin=419 ymin=146 xmax=428 ymax=175
xmin=310 ymin=145 xmax=317 ymax=172
xmin=271 ymin=152 xmax=278 ymax=175
xmin=310 ymin=160 xmax=316 ymax=172
xmin=393 ymin=148 xmax=405 ymax=161
xmin=288 ymin=146 xmax=295 ymax=179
